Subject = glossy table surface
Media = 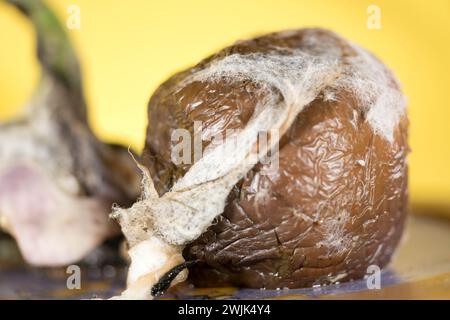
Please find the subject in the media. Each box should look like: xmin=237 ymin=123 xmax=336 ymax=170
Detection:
xmin=0 ymin=213 xmax=449 ymax=300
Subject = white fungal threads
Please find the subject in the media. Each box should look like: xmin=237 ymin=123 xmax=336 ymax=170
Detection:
xmin=117 ymin=50 xmax=341 ymax=246
xmin=183 ymin=36 xmax=405 ymax=143
xmin=341 ymin=44 xmax=406 ymax=142
xmin=170 ymin=122 xmax=280 ymax=171
xmin=113 ymin=30 xmax=406 ymax=298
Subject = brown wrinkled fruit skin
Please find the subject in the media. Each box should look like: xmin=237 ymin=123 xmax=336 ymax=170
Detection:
xmin=143 ymin=29 xmax=409 ymax=289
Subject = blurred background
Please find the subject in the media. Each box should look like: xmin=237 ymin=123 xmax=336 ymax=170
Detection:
xmin=0 ymin=0 xmax=449 ymax=214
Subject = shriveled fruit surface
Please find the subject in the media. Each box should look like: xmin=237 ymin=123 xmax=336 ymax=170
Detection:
xmin=142 ymin=29 xmax=409 ymax=288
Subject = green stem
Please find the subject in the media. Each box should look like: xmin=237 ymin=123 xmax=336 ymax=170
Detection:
xmin=6 ymin=0 xmax=86 ymax=120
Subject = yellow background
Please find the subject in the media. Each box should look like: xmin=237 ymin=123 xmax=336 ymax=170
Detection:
xmin=0 ymin=0 xmax=449 ymax=208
